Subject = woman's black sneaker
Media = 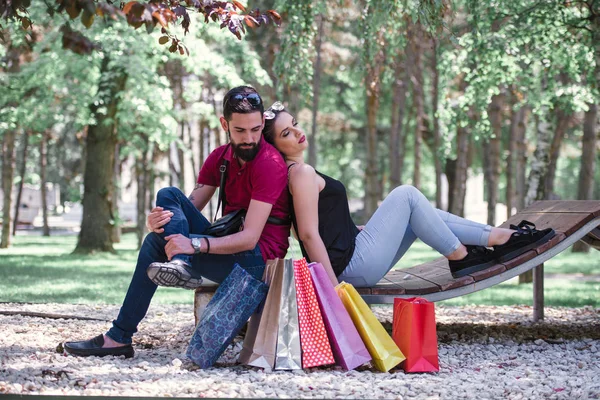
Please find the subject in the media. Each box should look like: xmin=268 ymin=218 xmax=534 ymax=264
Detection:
xmin=449 ymin=245 xmax=497 ymax=278
xmin=493 ymin=220 xmax=555 ymax=263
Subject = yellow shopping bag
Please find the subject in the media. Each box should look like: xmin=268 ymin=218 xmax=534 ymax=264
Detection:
xmin=335 ymin=282 xmax=405 ymax=372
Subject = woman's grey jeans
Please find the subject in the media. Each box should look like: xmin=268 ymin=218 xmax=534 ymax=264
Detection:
xmin=338 ymin=185 xmax=492 ymax=287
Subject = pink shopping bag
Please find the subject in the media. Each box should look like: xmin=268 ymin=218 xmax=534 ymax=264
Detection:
xmin=293 ymin=258 xmax=335 ymax=368
xmin=308 ymin=262 xmax=371 ymax=370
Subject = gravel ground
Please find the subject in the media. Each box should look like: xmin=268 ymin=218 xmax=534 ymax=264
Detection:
xmin=0 ymin=303 xmax=598 ymax=399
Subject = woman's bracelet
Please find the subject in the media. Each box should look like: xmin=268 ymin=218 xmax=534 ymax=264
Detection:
xmin=203 ymin=237 xmax=210 ymax=254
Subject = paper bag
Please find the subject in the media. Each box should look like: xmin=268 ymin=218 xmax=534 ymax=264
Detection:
xmin=335 ymin=282 xmax=405 ymax=372
xmin=294 ymin=258 xmax=335 ymax=368
xmin=308 ymin=262 xmax=371 ymax=370
xmin=393 ymin=297 xmax=439 ymax=373
xmin=186 ymin=264 xmax=268 ymax=368
xmin=274 ymin=259 xmax=302 ymax=370
xmin=238 ymin=259 xmax=285 ymax=370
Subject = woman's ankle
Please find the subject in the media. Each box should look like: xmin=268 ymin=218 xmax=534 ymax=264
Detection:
xmin=488 ymin=228 xmax=516 ymax=247
xmin=446 ymin=244 xmax=468 ymax=261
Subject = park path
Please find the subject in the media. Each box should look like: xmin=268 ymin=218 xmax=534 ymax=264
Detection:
xmin=0 ymin=303 xmax=598 ymax=398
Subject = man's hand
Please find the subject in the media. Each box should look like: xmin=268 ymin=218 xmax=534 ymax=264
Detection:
xmin=164 ymin=234 xmax=194 ymax=260
xmin=146 ymin=206 xmax=173 ymax=233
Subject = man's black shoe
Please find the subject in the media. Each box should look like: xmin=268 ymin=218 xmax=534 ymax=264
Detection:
xmin=147 ymin=259 xmax=203 ymax=290
xmin=493 ymin=220 xmax=555 ymax=263
xmin=449 ymin=245 xmax=497 ymax=278
xmin=63 ymin=335 xmax=134 ymax=358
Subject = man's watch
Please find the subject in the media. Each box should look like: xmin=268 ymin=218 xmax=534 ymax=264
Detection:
xmin=191 ymin=237 xmax=202 ymax=254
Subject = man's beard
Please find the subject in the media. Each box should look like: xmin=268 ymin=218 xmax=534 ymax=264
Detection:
xmin=231 ymin=136 xmax=261 ymax=162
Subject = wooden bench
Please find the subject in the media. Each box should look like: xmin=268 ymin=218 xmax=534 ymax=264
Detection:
xmin=194 ymin=200 xmax=600 ymax=323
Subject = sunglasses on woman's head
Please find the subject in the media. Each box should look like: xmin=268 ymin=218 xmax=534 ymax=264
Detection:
xmin=264 ymin=101 xmax=284 ymax=120
xmin=230 ymin=93 xmax=262 ymax=107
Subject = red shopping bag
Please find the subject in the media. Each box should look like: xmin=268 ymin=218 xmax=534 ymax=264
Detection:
xmin=293 ymin=258 xmax=335 ymax=368
xmin=392 ymin=297 xmax=439 ymax=373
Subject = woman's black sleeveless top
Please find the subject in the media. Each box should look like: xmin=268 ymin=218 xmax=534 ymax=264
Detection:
xmin=290 ymin=169 xmax=359 ymax=276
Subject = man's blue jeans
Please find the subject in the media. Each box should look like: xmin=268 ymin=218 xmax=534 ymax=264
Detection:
xmin=106 ymin=187 xmax=265 ymax=344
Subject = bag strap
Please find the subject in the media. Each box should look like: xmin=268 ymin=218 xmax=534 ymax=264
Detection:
xmin=213 ymin=144 xmax=291 ymax=226
xmin=214 ymin=144 xmax=231 ymax=221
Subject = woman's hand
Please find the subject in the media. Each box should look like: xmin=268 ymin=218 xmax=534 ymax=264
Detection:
xmin=357 ymin=225 xmax=365 ymax=231
xmin=164 ymin=234 xmax=194 ymax=260
xmin=146 ymin=206 xmax=173 ymax=233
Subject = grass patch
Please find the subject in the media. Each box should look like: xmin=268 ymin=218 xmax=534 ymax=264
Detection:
xmin=0 ymin=234 xmax=597 ymax=307
xmin=0 ymin=234 xmax=192 ymax=305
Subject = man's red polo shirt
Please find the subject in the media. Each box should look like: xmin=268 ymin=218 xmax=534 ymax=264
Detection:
xmin=197 ymin=141 xmax=290 ymax=261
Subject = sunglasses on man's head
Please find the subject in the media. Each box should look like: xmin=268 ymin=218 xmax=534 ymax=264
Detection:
xmin=230 ymin=93 xmax=262 ymax=107
xmin=264 ymin=101 xmax=284 ymax=120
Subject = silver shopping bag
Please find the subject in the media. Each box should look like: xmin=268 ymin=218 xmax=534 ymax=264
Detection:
xmin=274 ymin=258 xmax=302 ymax=370
xmin=239 ymin=259 xmax=284 ymax=371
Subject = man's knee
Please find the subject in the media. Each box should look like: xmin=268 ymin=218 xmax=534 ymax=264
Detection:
xmin=143 ymin=232 xmax=165 ymax=248
xmin=156 ymin=186 xmax=183 ymax=204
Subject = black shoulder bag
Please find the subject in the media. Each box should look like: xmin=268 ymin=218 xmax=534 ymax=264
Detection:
xmin=203 ymin=146 xmax=290 ymax=237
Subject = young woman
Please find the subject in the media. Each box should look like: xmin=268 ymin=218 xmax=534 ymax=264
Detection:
xmin=261 ymin=102 xmax=555 ymax=286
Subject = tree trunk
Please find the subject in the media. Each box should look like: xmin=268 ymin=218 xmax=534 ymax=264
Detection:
xmin=485 ymin=93 xmax=504 ymax=226
xmin=214 ymin=127 xmax=222 ymax=148
xmin=148 ymin=145 xmax=162 ymax=212
xmin=389 ymin=48 xmax=407 ymax=192
xmin=40 ymin=131 xmax=50 ymax=236
xmin=169 ymin=142 xmax=179 ymax=187
xmin=1 ymin=130 xmax=16 ymax=248
xmin=520 ymin=110 xmax=552 ymax=284
xmin=112 ymin=143 xmax=122 ymax=244
xmin=74 ymin=56 xmax=127 ymax=254
xmin=187 ymin=123 xmax=197 ymax=179
xmin=178 ymin=122 xmax=186 ymax=190
xmin=410 ymin=23 xmax=425 ymax=189
xmin=572 ymin=103 xmax=598 ymax=253
xmin=449 ymin=124 xmax=469 ymax=217
xmin=309 ymin=13 xmax=324 ymax=168
xmin=545 ymin=108 xmax=571 ymax=198
xmin=506 ymin=92 xmax=523 ymax=219
xmin=136 ymin=160 xmax=146 ymax=249
xmin=199 ymin=119 xmax=206 ymax=167
xmin=397 ymin=66 xmax=415 ymax=188
xmin=524 ymin=113 xmax=552 ymax=207
xmin=13 ymin=131 xmax=30 ymax=235
xmin=135 ymin=144 xmax=149 ymax=250
xmin=515 ymin=107 xmax=529 ymax=211
xmin=363 ymin=26 xmax=385 ymax=219
xmin=364 ymin=87 xmax=380 ymax=219
xmin=432 ymin=38 xmax=442 ymax=208
xmin=1 ymin=41 xmax=21 ymax=248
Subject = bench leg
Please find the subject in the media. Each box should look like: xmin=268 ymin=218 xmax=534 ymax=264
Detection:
xmin=533 ymin=263 xmax=544 ymax=322
xmin=193 ymin=290 xmax=214 ymax=326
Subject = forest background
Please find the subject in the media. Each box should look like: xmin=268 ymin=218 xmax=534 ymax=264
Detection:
xmin=0 ymin=0 xmax=598 ymax=265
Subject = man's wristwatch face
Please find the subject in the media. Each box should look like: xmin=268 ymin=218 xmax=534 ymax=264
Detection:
xmin=191 ymin=238 xmax=202 ymax=254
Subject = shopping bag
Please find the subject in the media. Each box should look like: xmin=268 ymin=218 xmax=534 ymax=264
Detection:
xmin=335 ymin=282 xmax=405 ymax=372
xmin=293 ymin=258 xmax=335 ymax=368
xmin=274 ymin=259 xmax=302 ymax=370
xmin=393 ymin=297 xmax=439 ymax=373
xmin=186 ymin=264 xmax=268 ymax=368
xmin=308 ymin=262 xmax=371 ymax=370
xmin=239 ymin=259 xmax=285 ymax=370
